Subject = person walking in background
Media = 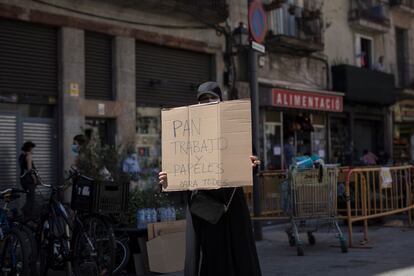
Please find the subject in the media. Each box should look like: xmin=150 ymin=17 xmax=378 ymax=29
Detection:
xmin=284 ymin=136 xmax=296 ymax=169
xmin=72 ymin=134 xmax=86 ymax=167
xmin=361 ymin=149 xmax=378 ymax=166
xmin=19 ymin=141 xmax=38 ymax=218
xmin=159 ymin=82 xmax=262 ymax=276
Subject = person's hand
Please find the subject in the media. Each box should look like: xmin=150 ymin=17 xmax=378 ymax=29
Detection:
xmin=159 ymin=171 xmax=168 ymax=189
xmin=250 ymin=156 xmax=261 ymax=168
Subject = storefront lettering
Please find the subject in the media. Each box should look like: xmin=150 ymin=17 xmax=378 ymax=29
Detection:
xmin=272 ymin=89 xmax=343 ymax=112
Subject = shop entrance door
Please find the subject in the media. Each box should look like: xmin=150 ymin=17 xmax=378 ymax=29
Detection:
xmin=264 ymin=122 xmax=283 ymax=170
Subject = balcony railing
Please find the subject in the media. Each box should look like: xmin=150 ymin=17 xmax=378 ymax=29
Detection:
xmin=332 ymin=64 xmax=396 ymax=105
xmin=266 ymin=4 xmax=323 ymax=53
xmin=349 ymin=0 xmax=390 ymax=32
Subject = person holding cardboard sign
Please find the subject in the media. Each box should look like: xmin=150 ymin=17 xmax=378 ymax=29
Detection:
xmin=159 ymin=82 xmax=262 ymax=276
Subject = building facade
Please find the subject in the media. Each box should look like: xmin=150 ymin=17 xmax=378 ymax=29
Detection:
xmin=0 ymin=0 xmax=245 ymax=188
xmin=251 ymin=0 xmax=344 ymax=170
xmin=324 ymin=0 xmax=414 ymax=165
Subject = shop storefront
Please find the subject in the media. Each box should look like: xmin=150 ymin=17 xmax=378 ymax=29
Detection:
xmin=393 ymin=99 xmax=414 ymax=164
xmin=259 ymin=87 xmax=344 ymax=170
xmin=0 ymin=19 xmax=58 ymax=189
xmin=135 ymin=42 xmax=214 ymax=189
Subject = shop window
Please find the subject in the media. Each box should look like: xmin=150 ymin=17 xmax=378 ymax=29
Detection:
xmin=311 ymin=113 xmax=325 ymax=126
xmin=266 ymin=110 xmax=281 ymax=123
xmin=330 ymin=117 xmax=350 ymax=165
xmin=85 ymin=118 xmax=116 ymax=147
xmin=135 ymin=107 xmax=161 ymax=190
xmin=264 ymin=122 xmax=282 ymax=170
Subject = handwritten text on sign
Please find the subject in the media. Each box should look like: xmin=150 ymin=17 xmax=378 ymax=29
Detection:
xmin=161 ymin=100 xmax=252 ymax=191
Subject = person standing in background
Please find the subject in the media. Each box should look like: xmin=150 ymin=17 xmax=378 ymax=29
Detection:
xmin=284 ymin=136 xmax=296 ymax=169
xmin=19 ymin=141 xmax=38 ymax=218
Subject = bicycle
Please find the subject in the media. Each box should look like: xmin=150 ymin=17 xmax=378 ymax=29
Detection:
xmin=112 ymin=227 xmax=130 ymax=275
xmin=33 ymin=169 xmax=115 ymax=276
xmin=0 ymin=188 xmax=34 ymax=276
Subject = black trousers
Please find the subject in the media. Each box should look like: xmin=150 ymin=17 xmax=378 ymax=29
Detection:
xmin=21 ymin=181 xmax=36 ymax=218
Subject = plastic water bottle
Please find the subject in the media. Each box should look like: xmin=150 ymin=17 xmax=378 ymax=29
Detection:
xmin=159 ymin=207 xmax=166 ymax=222
xmin=151 ymin=208 xmax=157 ymax=223
xmin=170 ymin=207 xmax=176 ymax=221
xmin=136 ymin=209 xmax=145 ymax=229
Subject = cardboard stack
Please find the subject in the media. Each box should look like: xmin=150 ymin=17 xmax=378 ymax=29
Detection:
xmin=146 ymin=220 xmax=186 ymax=273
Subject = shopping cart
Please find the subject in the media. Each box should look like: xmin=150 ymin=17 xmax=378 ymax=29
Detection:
xmin=283 ymin=164 xmax=347 ymax=256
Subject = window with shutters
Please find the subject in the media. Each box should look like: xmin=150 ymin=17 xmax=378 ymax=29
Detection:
xmin=0 ymin=19 xmax=57 ymax=98
xmin=136 ymin=42 xmax=214 ymax=107
xmin=85 ymin=31 xmax=114 ymax=101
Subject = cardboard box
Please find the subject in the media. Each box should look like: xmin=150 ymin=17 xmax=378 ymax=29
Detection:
xmin=146 ymin=221 xmax=186 ymax=274
xmin=162 ymin=99 xmax=253 ymax=191
xmin=146 ymin=232 xmax=185 ymax=273
xmin=147 ymin=220 xmax=186 ymax=241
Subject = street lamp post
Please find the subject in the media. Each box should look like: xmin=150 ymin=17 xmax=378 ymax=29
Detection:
xmin=228 ymin=17 xmax=263 ymax=240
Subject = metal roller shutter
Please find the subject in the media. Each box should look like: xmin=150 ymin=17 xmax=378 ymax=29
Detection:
xmin=0 ymin=115 xmax=18 ymax=188
xmin=22 ymin=120 xmax=57 ymax=187
xmin=0 ymin=19 xmax=57 ymax=97
xmin=136 ymin=42 xmax=213 ymax=107
xmin=85 ymin=31 xmax=114 ymax=101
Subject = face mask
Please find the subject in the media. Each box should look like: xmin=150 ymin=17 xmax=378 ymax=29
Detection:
xmin=71 ymin=144 xmax=79 ymax=156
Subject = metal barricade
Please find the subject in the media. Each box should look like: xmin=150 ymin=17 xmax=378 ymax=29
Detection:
xmin=345 ymin=165 xmax=414 ymax=247
xmin=244 ymin=170 xmax=287 ymax=218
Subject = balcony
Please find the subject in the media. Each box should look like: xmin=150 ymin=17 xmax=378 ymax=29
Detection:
xmin=98 ymin=0 xmax=229 ymax=24
xmin=332 ymin=64 xmax=396 ymax=105
xmin=348 ymin=0 xmax=390 ymax=33
xmin=265 ymin=4 xmax=324 ymax=54
xmin=390 ymin=0 xmax=414 ymax=15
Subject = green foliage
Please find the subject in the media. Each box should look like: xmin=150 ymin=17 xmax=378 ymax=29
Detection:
xmin=117 ymin=187 xmax=171 ymax=226
xmin=76 ymin=132 xmax=130 ymax=185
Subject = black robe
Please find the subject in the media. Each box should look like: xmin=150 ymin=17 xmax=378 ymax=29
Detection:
xmin=186 ymin=187 xmax=262 ymax=276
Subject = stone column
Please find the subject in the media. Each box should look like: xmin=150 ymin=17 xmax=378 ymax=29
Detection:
xmin=114 ymin=36 xmax=136 ymax=148
xmin=61 ymin=27 xmax=85 ymax=201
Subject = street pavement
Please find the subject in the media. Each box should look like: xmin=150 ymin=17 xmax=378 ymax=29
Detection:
xmin=50 ymin=220 xmax=414 ymax=276
xmin=165 ymin=221 xmax=414 ymax=276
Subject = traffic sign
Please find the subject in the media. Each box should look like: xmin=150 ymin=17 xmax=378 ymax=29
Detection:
xmin=248 ymin=0 xmax=267 ymax=44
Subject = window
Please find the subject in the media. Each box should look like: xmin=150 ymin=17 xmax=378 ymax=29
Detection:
xmin=85 ymin=31 xmax=114 ymax=101
xmin=396 ymin=27 xmax=409 ymax=87
xmin=355 ymin=34 xmax=374 ymax=69
xmin=85 ymin=118 xmax=116 ymax=147
xmin=355 ymin=34 xmax=373 ymax=69
xmin=135 ymin=107 xmax=161 ymax=190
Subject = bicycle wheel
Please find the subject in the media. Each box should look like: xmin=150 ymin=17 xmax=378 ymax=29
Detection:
xmin=72 ymin=229 xmax=99 ymax=276
xmin=113 ymin=238 xmax=130 ymax=275
xmin=75 ymin=215 xmax=115 ymax=275
xmin=15 ymin=223 xmax=38 ymax=273
xmin=1 ymin=228 xmax=31 ymax=276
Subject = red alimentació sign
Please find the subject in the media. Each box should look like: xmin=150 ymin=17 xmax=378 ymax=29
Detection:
xmin=272 ymin=89 xmax=343 ymax=112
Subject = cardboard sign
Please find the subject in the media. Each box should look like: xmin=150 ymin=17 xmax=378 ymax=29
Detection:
xmin=162 ymin=100 xmax=253 ymax=191
xmin=380 ymin=167 xmax=392 ymax=189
